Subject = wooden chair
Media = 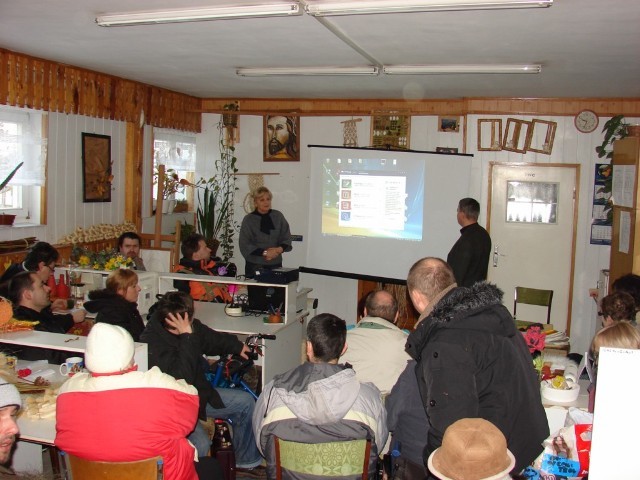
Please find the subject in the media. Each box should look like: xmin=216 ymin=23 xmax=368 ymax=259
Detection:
xmin=274 ymin=436 xmax=371 ymax=480
xmin=514 ymin=286 xmax=554 ymax=324
xmin=58 ymin=451 xmax=163 ymax=480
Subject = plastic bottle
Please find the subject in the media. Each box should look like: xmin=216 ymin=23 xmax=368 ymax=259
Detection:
xmin=47 ymin=274 xmax=57 ymax=300
xmin=57 ymin=274 xmax=70 ymax=299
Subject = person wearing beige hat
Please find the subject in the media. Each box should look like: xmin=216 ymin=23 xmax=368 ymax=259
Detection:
xmin=0 ymin=380 xmax=21 ymax=465
xmin=428 ymin=418 xmax=515 ymax=480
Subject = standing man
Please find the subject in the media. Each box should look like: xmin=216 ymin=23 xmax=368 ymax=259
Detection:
xmin=405 ymin=257 xmax=548 ymax=476
xmin=0 ymin=380 xmax=20 ymax=466
xmin=340 ymin=289 xmax=410 ymax=395
xmin=446 ymin=197 xmax=491 ymax=287
xmin=117 ymin=232 xmax=146 ymax=271
xmin=265 ymin=115 xmax=298 ymax=161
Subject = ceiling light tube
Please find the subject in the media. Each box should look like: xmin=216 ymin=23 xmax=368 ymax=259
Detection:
xmin=305 ymin=0 xmax=552 ymax=16
xmin=236 ymin=66 xmax=380 ymax=76
xmin=96 ymin=3 xmax=301 ymax=26
xmin=383 ymin=64 xmax=542 ymax=74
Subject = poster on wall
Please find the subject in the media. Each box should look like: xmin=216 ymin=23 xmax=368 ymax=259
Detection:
xmin=590 ymin=163 xmax=612 ymax=245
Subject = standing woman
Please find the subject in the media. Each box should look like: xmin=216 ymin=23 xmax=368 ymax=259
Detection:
xmin=239 ymin=187 xmax=292 ymax=278
xmin=84 ymin=269 xmax=145 ymax=341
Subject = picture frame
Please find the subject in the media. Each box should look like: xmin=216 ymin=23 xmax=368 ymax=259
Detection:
xmin=371 ymin=112 xmax=411 ymax=150
xmin=436 ymin=147 xmax=459 ymax=154
xmin=502 ymin=118 xmax=532 ymax=154
xmin=81 ymin=132 xmax=112 ymax=202
xmin=438 ymin=116 xmax=460 ymax=133
xmin=477 ymin=119 xmax=503 ymax=151
xmin=526 ymin=119 xmax=557 ymax=155
xmin=264 ymin=115 xmax=300 ymax=162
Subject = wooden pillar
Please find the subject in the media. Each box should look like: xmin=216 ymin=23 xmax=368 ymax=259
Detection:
xmin=125 ymin=122 xmax=143 ymax=229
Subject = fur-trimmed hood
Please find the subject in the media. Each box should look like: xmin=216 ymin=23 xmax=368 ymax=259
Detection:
xmin=406 ymin=282 xmax=516 ymax=361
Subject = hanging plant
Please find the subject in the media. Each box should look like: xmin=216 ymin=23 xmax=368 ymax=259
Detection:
xmin=595 ymin=115 xmax=629 ymax=160
xmin=222 ymin=101 xmax=239 ymax=128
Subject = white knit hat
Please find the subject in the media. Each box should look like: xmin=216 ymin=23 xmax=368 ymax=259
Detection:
xmin=85 ymin=323 xmax=135 ymax=374
xmin=0 ymin=380 xmax=21 ymax=409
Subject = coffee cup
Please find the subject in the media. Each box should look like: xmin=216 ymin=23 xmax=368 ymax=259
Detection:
xmin=60 ymin=356 xmax=84 ymax=376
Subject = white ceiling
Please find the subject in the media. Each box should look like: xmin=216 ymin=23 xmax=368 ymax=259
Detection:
xmin=1 ymin=0 xmax=639 ymax=100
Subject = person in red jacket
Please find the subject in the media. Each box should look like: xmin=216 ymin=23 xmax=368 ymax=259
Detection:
xmin=55 ymin=323 xmax=222 ymax=480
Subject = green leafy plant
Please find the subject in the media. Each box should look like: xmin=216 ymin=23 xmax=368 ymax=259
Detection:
xmin=153 ymin=165 xmax=184 ymax=199
xmin=595 ymin=115 xmax=630 ymax=160
xmin=0 ymin=162 xmax=24 ymax=191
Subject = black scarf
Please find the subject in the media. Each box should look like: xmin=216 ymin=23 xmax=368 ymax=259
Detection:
xmin=252 ymin=209 xmax=275 ymax=234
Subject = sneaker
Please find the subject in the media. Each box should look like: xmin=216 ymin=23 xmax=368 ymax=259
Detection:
xmin=236 ymin=464 xmax=267 ymax=479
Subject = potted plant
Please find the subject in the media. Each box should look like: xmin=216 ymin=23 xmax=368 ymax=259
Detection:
xmin=596 ymin=115 xmax=632 ymax=160
xmin=153 ymin=165 xmax=184 ymax=213
xmin=173 ymin=199 xmax=189 ymax=213
xmin=222 ymin=101 xmax=239 ymax=128
xmin=0 ymin=162 xmax=24 ymax=226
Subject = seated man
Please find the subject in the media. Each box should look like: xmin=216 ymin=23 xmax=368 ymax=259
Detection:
xmin=55 ymin=323 xmax=222 ymax=480
xmin=0 ymin=241 xmax=59 ymax=284
xmin=117 ymin=231 xmax=146 ymax=271
xmin=141 ymin=291 xmax=265 ymax=477
xmin=253 ymin=313 xmax=388 ymax=479
xmin=174 ymin=234 xmax=231 ymax=303
xmin=0 ymin=380 xmax=21 ymax=467
xmin=3 ymin=272 xmax=85 ymax=363
xmin=341 ymin=289 xmax=410 ymax=395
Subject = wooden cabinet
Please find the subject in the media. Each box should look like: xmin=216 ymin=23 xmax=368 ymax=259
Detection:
xmin=609 ymin=136 xmax=640 ymax=286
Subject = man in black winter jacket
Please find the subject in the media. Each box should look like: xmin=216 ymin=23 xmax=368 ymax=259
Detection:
xmin=405 ymin=257 xmax=549 ymax=476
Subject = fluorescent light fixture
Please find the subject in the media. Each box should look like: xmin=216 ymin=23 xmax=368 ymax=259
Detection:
xmin=305 ymin=0 xmax=552 ymax=16
xmin=236 ymin=66 xmax=380 ymax=76
xmin=96 ymin=3 xmax=301 ymax=26
xmin=383 ymin=64 xmax=542 ymax=74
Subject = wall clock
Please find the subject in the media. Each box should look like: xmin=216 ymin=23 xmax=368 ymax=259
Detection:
xmin=575 ymin=110 xmax=599 ymax=133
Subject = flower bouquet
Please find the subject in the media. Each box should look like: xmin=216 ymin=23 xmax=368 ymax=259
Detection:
xmin=73 ymin=246 xmax=134 ymax=271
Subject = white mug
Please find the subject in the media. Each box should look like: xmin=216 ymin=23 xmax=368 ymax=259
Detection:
xmin=60 ymin=356 xmax=84 ymax=377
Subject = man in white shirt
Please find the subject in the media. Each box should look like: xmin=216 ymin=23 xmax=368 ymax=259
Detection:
xmin=341 ymin=289 xmax=410 ymax=396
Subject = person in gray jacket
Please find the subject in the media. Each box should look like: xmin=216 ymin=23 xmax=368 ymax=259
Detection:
xmin=253 ymin=313 xmax=388 ymax=479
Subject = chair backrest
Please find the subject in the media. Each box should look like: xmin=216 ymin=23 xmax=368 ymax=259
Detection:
xmin=59 ymin=451 xmax=163 ymax=480
xmin=274 ymin=436 xmax=371 ymax=480
xmin=514 ymin=286 xmax=554 ymax=324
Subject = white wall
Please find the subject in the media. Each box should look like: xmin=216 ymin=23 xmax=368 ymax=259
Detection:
xmin=0 ymin=112 xmax=127 ymax=243
xmin=197 ymin=113 xmax=639 ymax=356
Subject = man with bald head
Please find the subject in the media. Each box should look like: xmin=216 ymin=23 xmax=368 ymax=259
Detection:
xmin=341 ymin=289 xmax=410 ymax=396
xmin=404 ymin=257 xmax=548 ymax=477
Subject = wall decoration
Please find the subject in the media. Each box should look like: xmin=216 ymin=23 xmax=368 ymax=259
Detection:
xmin=590 ymin=163 xmax=612 ymax=245
xmin=370 ymin=112 xmax=410 ymax=149
xmin=81 ymin=132 xmax=112 ymax=202
xmin=526 ymin=119 xmax=557 ymax=155
xmin=477 ymin=119 xmax=502 ymax=151
xmin=438 ymin=116 xmax=460 ymax=133
xmin=436 ymin=147 xmax=459 ymax=154
xmin=264 ymin=115 xmax=300 ymax=161
xmin=341 ymin=117 xmax=362 ymax=147
xmin=502 ymin=118 xmax=532 ymax=153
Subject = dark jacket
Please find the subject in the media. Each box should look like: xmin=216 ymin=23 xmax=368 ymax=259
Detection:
xmin=0 ymin=263 xmax=26 ymax=284
xmin=446 ymin=222 xmax=491 ymax=287
xmin=84 ymin=289 xmax=145 ymax=341
xmin=406 ymin=282 xmax=549 ymax=474
xmin=140 ymin=311 xmax=244 ymax=419
xmin=5 ymin=305 xmax=75 ymax=364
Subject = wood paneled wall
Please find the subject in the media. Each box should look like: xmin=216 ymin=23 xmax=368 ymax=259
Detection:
xmin=0 ymin=48 xmax=201 ymax=133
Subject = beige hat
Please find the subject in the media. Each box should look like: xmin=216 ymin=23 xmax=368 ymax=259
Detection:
xmin=428 ymin=418 xmax=515 ymax=480
xmin=85 ymin=323 xmax=135 ymax=375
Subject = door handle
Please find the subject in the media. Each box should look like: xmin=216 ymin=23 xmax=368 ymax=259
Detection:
xmin=493 ymin=245 xmax=507 ymax=267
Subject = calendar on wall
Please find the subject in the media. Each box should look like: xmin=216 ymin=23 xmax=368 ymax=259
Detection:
xmin=370 ymin=113 xmax=410 ymax=150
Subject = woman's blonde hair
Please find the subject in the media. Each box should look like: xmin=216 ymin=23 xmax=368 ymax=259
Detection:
xmin=105 ymin=269 xmax=138 ymax=294
xmin=591 ymin=320 xmax=640 ymax=355
xmin=252 ymin=186 xmax=272 ymax=201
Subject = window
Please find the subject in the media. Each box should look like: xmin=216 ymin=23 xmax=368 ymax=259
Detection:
xmin=153 ymin=129 xmax=196 ymax=207
xmin=0 ymin=106 xmax=46 ymax=223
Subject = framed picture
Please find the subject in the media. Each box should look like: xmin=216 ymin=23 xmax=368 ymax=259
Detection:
xmin=370 ymin=112 xmax=411 ymax=150
xmin=81 ymin=132 xmax=112 ymax=202
xmin=438 ymin=116 xmax=460 ymax=133
xmin=436 ymin=147 xmax=459 ymax=154
xmin=264 ymin=115 xmax=300 ymax=161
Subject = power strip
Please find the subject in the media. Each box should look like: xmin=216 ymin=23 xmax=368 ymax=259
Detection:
xmin=226 ymin=307 xmax=244 ymax=317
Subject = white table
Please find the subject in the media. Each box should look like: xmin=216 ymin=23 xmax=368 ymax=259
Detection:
xmin=542 ymin=379 xmax=590 ymax=434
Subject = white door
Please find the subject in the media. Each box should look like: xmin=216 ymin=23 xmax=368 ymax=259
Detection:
xmin=487 ymin=163 xmax=579 ymax=333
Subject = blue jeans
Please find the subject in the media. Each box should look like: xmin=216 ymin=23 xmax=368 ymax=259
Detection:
xmin=189 ymin=388 xmax=262 ymax=469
